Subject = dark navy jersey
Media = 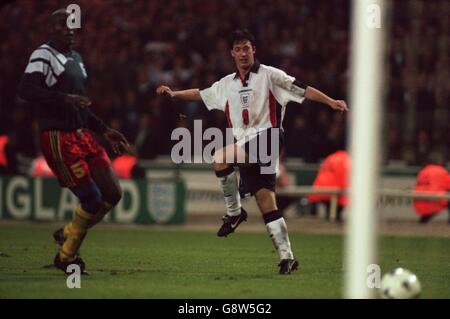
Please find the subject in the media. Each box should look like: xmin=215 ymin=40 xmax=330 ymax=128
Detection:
xmin=18 ymin=43 xmax=106 ymax=133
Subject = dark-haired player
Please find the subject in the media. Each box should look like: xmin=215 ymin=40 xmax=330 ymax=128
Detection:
xmin=157 ymin=29 xmax=348 ymax=274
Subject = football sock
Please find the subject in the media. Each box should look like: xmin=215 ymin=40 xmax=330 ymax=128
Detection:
xmin=87 ymin=201 xmax=113 ymax=228
xmin=61 ymin=223 xmax=87 ymax=253
xmin=215 ymin=166 xmax=241 ymax=217
xmin=59 ymin=206 xmax=92 ymax=262
xmin=264 ymin=210 xmax=294 ymax=260
xmin=63 ymin=224 xmax=70 ymax=238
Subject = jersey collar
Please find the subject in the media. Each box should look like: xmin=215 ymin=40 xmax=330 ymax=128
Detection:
xmin=47 ymin=41 xmax=72 ymax=55
xmin=233 ymin=59 xmax=261 ymax=80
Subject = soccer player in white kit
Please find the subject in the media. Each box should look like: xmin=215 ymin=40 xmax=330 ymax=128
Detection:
xmin=157 ymin=29 xmax=348 ymax=274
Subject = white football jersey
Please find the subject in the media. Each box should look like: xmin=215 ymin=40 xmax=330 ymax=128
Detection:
xmin=199 ymin=61 xmax=306 ymax=144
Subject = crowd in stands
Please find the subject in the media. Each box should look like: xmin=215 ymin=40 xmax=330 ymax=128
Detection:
xmin=1 ymin=0 xmax=448 ymax=170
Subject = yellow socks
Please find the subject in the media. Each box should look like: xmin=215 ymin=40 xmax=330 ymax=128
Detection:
xmin=63 ymin=224 xmax=70 ymax=238
xmin=58 ymin=202 xmax=113 ymax=262
xmin=59 ymin=206 xmax=93 ymax=262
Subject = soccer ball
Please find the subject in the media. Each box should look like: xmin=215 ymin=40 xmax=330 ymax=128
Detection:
xmin=380 ymin=268 xmax=422 ymax=299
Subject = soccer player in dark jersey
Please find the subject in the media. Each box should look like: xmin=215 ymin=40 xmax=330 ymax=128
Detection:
xmin=18 ymin=9 xmax=130 ymax=274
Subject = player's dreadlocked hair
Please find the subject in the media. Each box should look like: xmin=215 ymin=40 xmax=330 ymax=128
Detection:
xmin=229 ymin=29 xmax=256 ymax=49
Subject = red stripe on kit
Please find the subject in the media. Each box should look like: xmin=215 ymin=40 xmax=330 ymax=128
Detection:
xmin=269 ymin=90 xmax=277 ymax=127
xmin=225 ymin=101 xmax=233 ymax=127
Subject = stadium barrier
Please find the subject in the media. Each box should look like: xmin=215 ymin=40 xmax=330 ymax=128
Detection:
xmin=187 ymin=182 xmax=450 ymax=221
xmin=2 ymin=175 xmax=449 ymax=224
xmin=142 ymin=160 xmax=436 ymax=220
xmin=0 ymin=176 xmax=186 ymax=224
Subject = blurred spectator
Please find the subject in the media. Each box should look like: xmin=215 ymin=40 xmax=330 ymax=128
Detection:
xmin=31 ymin=155 xmax=54 ymax=177
xmin=134 ymin=113 xmax=159 ymax=159
xmin=0 ymin=135 xmax=9 ymax=174
xmin=0 ymin=0 xmax=447 ymax=165
xmin=308 ymin=150 xmax=350 ymax=222
xmin=415 ymin=129 xmax=433 ymax=166
xmin=387 ymin=127 xmax=403 ymax=161
xmin=284 ymin=113 xmax=315 ymax=162
xmin=413 ymin=153 xmax=450 ymax=224
xmin=275 ymin=152 xmax=297 ymax=215
xmin=112 ymin=154 xmax=146 ymax=179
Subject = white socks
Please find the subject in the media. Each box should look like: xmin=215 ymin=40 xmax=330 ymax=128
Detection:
xmin=216 ymin=167 xmax=241 ymax=216
xmin=266 ymin=215 xmax=294 ymax=261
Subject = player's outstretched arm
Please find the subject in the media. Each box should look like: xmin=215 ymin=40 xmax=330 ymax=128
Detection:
xmin=305 ymin=86 xmax=348 ymax=112
xmin=156 ymin=85 xmax=202 ymax=101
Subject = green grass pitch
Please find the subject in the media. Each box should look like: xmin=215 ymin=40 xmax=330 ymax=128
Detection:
xmin=0 ymin=223 xmax=449 ymax=298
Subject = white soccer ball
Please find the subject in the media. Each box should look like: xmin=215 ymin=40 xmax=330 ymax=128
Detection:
xmin=380 ymin=268 xmax=422 ymax=299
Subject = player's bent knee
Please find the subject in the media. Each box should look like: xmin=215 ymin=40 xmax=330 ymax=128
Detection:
xmin=71 ymin=182 xmax=103 ymax=214
xmin=258 ymin=199 xmax=276 ymax=213
xmin=212 ymin=153 xmax=228 ymax=171
xmin=104 ymin=187 xmax=122 ymax=207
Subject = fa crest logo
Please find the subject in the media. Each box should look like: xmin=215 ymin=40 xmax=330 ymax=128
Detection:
xmin=239 ymin=89 xmax=252 ymax=108
xmin=241 ymin=93 xmax=250 ymax=107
